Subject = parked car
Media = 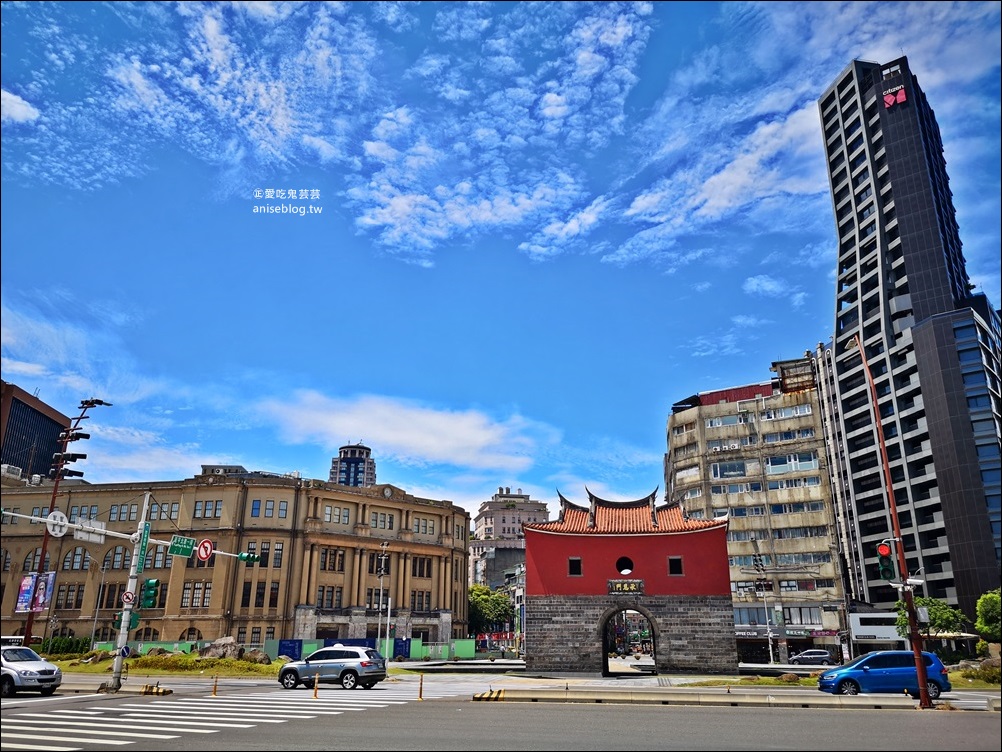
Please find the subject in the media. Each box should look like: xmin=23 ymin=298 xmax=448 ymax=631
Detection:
xmin=1 ymin=644 xmax=62 ymax=697
xmin=278 ymin=645 xmax=386 ymax=690
xmin=816 ymin=650 xmax=951 ymax=699
xmin=789 ymin=649 xmax=835 ymax=665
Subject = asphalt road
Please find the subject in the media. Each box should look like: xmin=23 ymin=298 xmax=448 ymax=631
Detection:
xmin=3 ymin=688 xmax=999 ymax=752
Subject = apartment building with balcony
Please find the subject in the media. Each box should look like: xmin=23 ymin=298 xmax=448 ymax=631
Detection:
xmin=665 ymin=358 xmax=847 ymax=663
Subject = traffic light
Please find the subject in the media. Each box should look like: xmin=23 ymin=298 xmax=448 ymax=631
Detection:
xmin=140 ymin=578 xmax=161 ymax=608
xmin=238 ymin=552 xmax=261 ymax=564
xmin=50 ymin=451 xmax=88 ymax=479
xmin=876 ymin=540 xmax=896 ymax=581
xmin=52 ymin=452 xmax=87 ymax=464
xmin=113 ymin=611 xmax=140 ymax=629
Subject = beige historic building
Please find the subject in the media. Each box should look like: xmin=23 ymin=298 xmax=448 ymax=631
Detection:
xmin=0 ymin=465 xmax=470 ymax=648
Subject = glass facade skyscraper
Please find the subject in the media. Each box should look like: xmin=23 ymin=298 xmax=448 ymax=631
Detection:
xmin=815 ymin=57 xmax=1001 ymax=620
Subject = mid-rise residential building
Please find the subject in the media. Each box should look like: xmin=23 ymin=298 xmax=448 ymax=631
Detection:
xmin=816 ymin=56 xmax=1001 ymax=619
xmin=0 ymin=466 xmax=470 ymax=648
xmin=469 ymin=486 xmax=549 ymax=586
xmin=328 ymin=442 xmax=377 ymax=487
xmin=665 ymin=358 xmax=847 ymax=663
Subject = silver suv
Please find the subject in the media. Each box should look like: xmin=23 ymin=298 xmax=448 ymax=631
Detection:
xmin=1 ymin=645 xmax=63 ymax=697
xmin=789 ymin=649 xmax=835 ymax=665
xmin=279 ymin=645 xmax=386 ymax=690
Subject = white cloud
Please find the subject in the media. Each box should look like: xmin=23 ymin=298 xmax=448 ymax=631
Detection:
xmin=1 ymin=90 xmax=40 ymax=123
xmin=255 ymin=390 xmax=547 ymax=472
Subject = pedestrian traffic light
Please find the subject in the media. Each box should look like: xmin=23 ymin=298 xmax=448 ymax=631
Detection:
xmin=238 ymin=552 xmax=260 ymax=564
xmin=113 ymin=611 xmax=140 ymax=629
xmin=876 ymin=540 xmax=896 ymax=581
xmin=140 ymin=578 xmax=161 ymax=608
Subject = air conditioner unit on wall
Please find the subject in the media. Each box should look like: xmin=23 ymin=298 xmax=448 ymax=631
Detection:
xmin=710 ymin=447 xmax=721 ymax=453
xmin=729 ymin=444 xmax=740 ymax=450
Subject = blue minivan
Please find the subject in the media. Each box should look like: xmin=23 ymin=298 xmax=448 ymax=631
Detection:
xmin=817 ymin=650 xmax=951 ymax=699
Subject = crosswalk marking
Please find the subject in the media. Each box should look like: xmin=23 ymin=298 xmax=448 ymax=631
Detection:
xmin=1 ymin=722 xmax=177 ymax=740
xmin=0 ymin=679 xmax=522 ymax=752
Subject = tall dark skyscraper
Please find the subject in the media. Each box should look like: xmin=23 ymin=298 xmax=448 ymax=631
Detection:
xmin=1 ymin=380 xmax=70 ymax=483
xmin=328 ymin=442 xmax=377 ymax=487
xmin=815 ymin=57 xmax=1001 ymax=620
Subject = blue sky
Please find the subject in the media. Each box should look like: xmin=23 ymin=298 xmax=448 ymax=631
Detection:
xmin=2 ymin=1 xmax=1000 ymax=520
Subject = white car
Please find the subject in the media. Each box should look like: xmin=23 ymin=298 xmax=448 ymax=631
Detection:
xmin=1 ymin=645 xmax=63 ymax=697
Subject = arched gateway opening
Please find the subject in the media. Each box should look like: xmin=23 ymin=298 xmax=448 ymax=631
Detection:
xmin=602 ymin=607 xmax=657 ymax=676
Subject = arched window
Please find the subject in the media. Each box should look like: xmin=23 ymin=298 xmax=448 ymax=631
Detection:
xmin=180 ymin=627 xmax=202 ymax=642
xmin=21 ymin=548 xmax=50 ymax=572
xmin=110 ymin=545 xmax=132 ymax=571
xmin=61 ymin=546 xmax=90 ymax=571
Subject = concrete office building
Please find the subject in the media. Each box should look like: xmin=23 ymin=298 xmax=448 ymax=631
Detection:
xmin=815 ymin=56 xmax=1001 ymax=619
xmin=468 ymin=486 xmax=549 ymax=586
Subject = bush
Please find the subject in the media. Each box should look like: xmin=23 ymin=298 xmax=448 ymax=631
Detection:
xmin=975 ymin=639 xmax=990 ymax=658
xmin=960 ymin=657 xmax=1001 ymax=684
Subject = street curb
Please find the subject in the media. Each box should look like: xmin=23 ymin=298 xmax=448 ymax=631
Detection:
xmin=473 ymin=686 xmax=922 ymax=710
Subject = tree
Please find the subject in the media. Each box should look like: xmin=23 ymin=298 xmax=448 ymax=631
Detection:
xmin=893 ymin=596 xmax=968 ymax=638
xmin=974 ymin=588 xmax=1001 ymax=643
xmin=468 ymin=583 xmax=514 ymax=636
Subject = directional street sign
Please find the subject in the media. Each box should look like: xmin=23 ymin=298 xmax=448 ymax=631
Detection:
xmin=74 ymin=519 xmax=107 ymax=544
xmin=136 ymin=522 xmax=151 ymax=574
xmin=168 ymin=534 xmax=196 ymax=558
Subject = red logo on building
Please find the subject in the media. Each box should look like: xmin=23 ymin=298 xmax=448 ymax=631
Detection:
xmin=883 ymin=88 xmax=907 ymax=108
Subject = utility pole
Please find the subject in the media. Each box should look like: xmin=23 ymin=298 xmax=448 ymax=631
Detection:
xmin=23 ymin=398 xmax=111 ymax=644
xmin=852 ymin=334 xmax=931 ymax=708
xmin=109 ymin=490 xmax=151 ymax=691
xmin=376 ymin=541 xmax=388 ymax=654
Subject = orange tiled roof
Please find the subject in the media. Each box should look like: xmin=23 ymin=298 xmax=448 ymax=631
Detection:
xmin=523 ymin=487 xmax=725 ymax=535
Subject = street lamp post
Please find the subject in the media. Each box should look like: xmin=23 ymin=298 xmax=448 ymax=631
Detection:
xmin=23 ymin=398 xmax=111 ymax=644
xmin=88 ymin=554 xmax=108 ymax=651
xmin=376 ymin=541 xmax=388 ymax=654
xmin=850 ymin=334 xmax=931 ymax=708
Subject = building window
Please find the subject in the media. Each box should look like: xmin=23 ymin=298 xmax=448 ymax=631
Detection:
xmin=411 ymin=556 xmax=432 ymax=578
xmin=255 ymin=582 xmax=266 ymax=608
xmin=278 ymin=500 xmax=288 ymax=519
xmin=272 ymin=541 xmax=283 ymax=569
xmin=265 ymin=500 xmax=275 ymax=518
xmin=251 ymin=499 xmax=261 ymax=517
xmin=668 ymin=556 xmax=683 ymax=576
xmin=269 ymin=582 xmax=279 ymax=608
xmin=568 ymin=558 xmax=582 ymax=576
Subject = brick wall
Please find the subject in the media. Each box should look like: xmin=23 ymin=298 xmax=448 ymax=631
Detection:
xmin=525 ymin=594 xmax=738 ymax=674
